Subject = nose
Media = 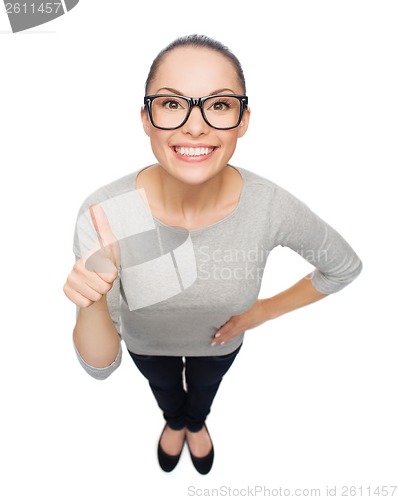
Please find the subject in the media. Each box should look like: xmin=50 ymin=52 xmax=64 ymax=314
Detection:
xmin=182 ymin=105 xmax=208 ymax=136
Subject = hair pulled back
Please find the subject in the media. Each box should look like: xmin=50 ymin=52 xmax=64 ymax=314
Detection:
xmin=145 ymin=34 xmax=246 ymax=95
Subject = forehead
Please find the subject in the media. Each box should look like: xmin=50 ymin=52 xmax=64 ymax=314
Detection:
xmin=149 ymin=47 xmax=242 ymax=95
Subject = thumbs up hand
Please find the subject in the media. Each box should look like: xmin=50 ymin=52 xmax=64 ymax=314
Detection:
xmin=63 ymin=204 xmax=120 ymax=308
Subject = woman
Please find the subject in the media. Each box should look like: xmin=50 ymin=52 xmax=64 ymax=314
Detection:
xmin=63 ymin=34 xmax=363 ymax=475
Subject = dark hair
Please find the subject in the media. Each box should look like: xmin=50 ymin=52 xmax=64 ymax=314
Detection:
xmin=145 ymin=34 xmax=246 ymax=95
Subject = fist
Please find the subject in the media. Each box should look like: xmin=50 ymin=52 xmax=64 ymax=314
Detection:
xmin=63 ymin=204 xmax=120 ymax=308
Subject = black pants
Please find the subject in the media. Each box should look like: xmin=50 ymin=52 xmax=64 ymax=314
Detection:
xmin=128 ymin=344 xmax=242 ymax=432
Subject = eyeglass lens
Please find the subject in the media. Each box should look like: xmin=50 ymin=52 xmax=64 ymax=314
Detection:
xmin=150 ymin=96 xmax=242 ymax=129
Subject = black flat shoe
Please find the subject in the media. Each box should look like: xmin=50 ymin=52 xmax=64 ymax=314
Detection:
xmin=157 ymin=424 xmax=184 ymax=473
xmin=187 ymin=424 xmax=214 ymax=475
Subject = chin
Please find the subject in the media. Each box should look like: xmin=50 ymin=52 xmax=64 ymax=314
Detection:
xmin=166 ymin=161 xmax=226 ymax=186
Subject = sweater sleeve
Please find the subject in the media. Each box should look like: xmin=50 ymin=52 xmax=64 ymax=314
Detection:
xmin=270 ymin=184 xmax=363 ymax=294
xmin=73 ymin=339 xmax=122 ymax=381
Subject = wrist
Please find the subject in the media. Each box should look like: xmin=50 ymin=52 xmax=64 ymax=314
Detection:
xmin=80 ymin=294 xmax=109 ymax=315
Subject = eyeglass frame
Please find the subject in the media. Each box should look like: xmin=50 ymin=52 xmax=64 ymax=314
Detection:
xmin=143 ymin=93 xmax=249 ymax=131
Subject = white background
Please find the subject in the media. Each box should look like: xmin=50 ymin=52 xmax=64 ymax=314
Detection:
xmin=1 ymin=1 xmax=397 ymax=499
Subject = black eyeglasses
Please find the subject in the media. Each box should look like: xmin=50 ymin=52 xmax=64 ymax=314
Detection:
xmin=144 ymin=94 xmax=249 ymax=130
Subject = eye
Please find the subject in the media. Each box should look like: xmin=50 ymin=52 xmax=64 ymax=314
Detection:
xmin=162 ymin=99 xmax=183 ymax=110
xmin=210 ymin=100 xmax=231 ymax=112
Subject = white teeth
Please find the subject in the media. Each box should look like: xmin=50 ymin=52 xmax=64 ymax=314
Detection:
xmin=175 ymin=147 xmax=214 ymax=156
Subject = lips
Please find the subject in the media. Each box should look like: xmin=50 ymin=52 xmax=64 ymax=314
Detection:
xmin=174 ymin=146 xmax=215 ymax=157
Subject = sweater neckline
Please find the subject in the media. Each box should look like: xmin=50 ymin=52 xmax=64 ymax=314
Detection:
xmin=132 ymin=164 xmax=246 ymax=233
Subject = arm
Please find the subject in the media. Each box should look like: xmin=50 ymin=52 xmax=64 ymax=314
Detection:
xmin=261 ymin=272 xmax=328 ymax=321
xmin=270 ymin=183 xmax=363 ymax=295
xmin=67 ymin=203 xmax=123 ymax=380
xmin=74 ymin=295 xmax=121 ymax=368
xmin=212 ymin=274 xmax=327 ymax=345
xmin=212 ymin=183 xmax=362 ymax=345
xmin=70 ymin=272 xmax=123 ymax=381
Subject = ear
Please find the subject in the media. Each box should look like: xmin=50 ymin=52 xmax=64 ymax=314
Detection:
xmin=237 ymin=107 xmax=251 ymax=138
xmin=141 ymin=106 xmax=151 ymax=137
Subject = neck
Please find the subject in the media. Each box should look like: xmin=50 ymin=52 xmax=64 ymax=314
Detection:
xmin=155 ymin=164 xmax=232 ymax=220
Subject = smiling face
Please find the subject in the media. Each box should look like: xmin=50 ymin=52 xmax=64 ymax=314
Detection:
xmin=141 ymin=47 xmax=250 ymax=186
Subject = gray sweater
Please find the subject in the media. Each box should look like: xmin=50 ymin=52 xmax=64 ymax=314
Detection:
xmin=72 ymin=165 xmax=363 ymax=379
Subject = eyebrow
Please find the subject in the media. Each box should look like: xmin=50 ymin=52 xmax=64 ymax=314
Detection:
xmin=155 ymin=87 xmax=238 ymax=95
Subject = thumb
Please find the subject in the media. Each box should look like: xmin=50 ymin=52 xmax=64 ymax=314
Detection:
xmin=88 ymin=203 xmax=121 ymax=269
